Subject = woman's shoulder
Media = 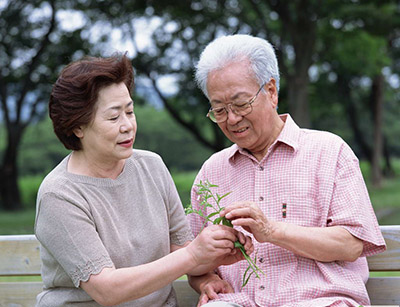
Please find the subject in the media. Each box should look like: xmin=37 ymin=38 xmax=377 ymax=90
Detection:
xmin=130 ymin=148 xmax=162 ymax=160
xmin=38 ymin=156 xmax=71 ymax=193
xmin=129 ymin=148 xmax=165 ymax=167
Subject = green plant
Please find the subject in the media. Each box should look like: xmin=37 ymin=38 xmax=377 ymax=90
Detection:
xmin=185 ymin=180 xmax=265 ymax=287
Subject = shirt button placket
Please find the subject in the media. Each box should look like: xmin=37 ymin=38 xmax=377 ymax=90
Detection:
xmin=257 ymin=165 xmax=265 ymax=203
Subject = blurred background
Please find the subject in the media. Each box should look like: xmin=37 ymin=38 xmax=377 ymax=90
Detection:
xmin=0 ymin=0 xmax=399 ymax=234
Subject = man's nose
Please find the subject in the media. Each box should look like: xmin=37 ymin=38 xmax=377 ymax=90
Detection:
xmin=226 ymin=107 xmax=243 ymax=125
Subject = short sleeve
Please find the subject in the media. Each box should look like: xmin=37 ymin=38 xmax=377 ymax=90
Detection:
xmin=35 ymin=192 xmax=114 ymax=287
xmin=327 ymin=143 xmax=386 ymax=257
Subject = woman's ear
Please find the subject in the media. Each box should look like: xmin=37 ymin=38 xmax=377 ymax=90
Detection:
xmin=73 ymin=127 xmax=84 ymax=139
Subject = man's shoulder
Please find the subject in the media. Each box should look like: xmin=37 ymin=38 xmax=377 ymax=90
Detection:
xmin=301 ymin=128 xmax=346 ymax=148
xmin=203 ymin=144 xmax=236 ymax=166
xmin=299 ymin=128 xmax=355 ymax=160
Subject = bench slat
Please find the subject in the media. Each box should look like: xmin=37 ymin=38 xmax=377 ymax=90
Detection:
xmin=0 ymin=227 xmax=399 ymax=306
xmin=367 ymin=225 xmax=400 ymax=271
xmin=173 ymin=279 xmax=199 ymax=307
xmin=0 ymin=282 xmax=42 ymax=307
xmin=0 ymin=281 xmax=197 ymax=307
xmin=0 ymin=235 xmax=41 ymax=276
xmin=366 ymin=277 xmax=400 ymax=305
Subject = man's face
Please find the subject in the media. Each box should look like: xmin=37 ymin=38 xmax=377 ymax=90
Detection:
xmin=206 ymin=59 xmax=280 ymax=160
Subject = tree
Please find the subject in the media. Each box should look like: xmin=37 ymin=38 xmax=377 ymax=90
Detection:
xmin=313 ymin=1 xmax=399 ymax=186
xmin=0 ymin=0 xmax=91 ymax=210
xmin=81 ymin=0 xmax=398 ymax=145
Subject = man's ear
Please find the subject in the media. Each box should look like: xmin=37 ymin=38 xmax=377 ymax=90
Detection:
xmin=267 ymin=79 xmax=278 ymax=108
xmin=73 ymin=127 xmax=84 ymax=139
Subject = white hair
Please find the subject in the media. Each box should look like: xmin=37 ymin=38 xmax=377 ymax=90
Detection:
xmin=195 ymin=34 xmax=280 ymax=98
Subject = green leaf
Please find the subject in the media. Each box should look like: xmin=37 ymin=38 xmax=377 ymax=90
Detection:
xmin=213 ymin=217 xmax=222 ymax=225
xmin=207 ymin=211 xmax=219 ymax=219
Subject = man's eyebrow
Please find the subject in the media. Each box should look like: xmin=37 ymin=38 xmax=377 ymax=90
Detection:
xmin=210 ymin=92 xmax=250 ymax=104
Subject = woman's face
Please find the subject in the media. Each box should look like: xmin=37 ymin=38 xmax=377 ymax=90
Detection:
xmin=75 ymin=82 xmax=137 ymax=164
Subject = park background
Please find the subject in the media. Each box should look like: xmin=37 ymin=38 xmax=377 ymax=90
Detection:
xmin=0 ymin=0 xmax=400 ymax=235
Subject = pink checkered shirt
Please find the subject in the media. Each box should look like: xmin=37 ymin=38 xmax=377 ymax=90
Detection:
xmin=188 ymin=114 xmax=386 ymax=307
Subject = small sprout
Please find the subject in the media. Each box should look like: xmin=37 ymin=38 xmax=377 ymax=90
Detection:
xmin=186 ymin=180 xmax=265 ymax=288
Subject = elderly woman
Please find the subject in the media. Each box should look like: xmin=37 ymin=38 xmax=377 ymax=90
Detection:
xmin=34 ymin=54 xmax=252 ymax=307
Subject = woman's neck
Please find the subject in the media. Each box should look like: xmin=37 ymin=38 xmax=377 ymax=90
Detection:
xmin=68 ymin=151 xmax=125 ymax=179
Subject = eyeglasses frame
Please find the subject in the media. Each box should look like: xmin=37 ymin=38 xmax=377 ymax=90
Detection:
xmin=206 ymin=82 xmax=266 ymax=123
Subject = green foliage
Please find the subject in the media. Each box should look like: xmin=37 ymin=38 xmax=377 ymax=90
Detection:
xmin=134 ymin=105 xmax=213 ymax=172
xmin=18 ymin=117 xmax=70 ymax=177
xmin=171 ymin=171 xmax=197 ymax=208
xmin=19 ymin=175 xmax=44 ymax=209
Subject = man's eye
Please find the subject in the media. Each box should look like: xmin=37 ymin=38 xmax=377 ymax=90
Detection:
xmin=233 ymin=101 xmax=249 ymax=108
xmin=213 ymin=108 xmax=225 ymax=114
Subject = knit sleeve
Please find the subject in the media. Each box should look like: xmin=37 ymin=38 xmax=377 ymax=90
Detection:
xmin=35 ymin=192 xmax=114 ymax=287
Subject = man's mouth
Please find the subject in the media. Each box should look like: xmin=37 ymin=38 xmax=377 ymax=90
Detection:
xmin=233 ymin=127 xmax=248 ymax=133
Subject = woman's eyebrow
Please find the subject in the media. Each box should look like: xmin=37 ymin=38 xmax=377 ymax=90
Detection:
xmin=106 ymin=100 xmax=134 ymax=111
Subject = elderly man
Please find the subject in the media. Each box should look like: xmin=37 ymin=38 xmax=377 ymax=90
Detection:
xmin=187 ymin=34 xmax=386 ymax=307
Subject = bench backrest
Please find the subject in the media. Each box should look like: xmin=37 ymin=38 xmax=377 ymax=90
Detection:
xmin=0 ymin=225 xmax=399 ymax=306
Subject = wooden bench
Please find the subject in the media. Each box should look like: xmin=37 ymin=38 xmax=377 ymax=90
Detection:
xmin=0 ymin=225 xmax=399 ymax=307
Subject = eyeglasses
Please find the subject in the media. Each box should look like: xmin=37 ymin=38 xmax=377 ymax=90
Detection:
xmin=206 ymin=82 xmax=266 ymax=123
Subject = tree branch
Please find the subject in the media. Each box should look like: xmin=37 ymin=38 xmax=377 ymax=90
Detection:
xmin=145 ymin=70 xmax=217 ymax=150
xmin=16 ymin=0 xmax=57 ymax=123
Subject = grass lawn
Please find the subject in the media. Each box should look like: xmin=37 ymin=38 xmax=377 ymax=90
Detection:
xmin=1 ymin=167 xmax=400 ymax=234
xmin=0 ymin=209 xmax=36 ymax=235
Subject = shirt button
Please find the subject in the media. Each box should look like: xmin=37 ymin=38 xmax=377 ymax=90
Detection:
xmin=259 ymin=257 xmax=264 ymax=263
xmin=260 ymin=285 xmax=265 ymax=290
xmin=259 ymin=166 xmax=264 ymax=171
xmin=259 ymin=196 xmax=264 ymax=201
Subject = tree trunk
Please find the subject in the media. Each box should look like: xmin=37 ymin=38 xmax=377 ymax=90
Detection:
xmin=287 ymin=75 xmax=311 ymax=128
xmin=0 ymin=124 xmax=23 ymax=211
xmin=383 ymin=136 xmax=394 ymax=177
xmin=370 ymin=74 xmax=384 ymax=187
xmin=336 ymin=75 xmax=372 ymax=162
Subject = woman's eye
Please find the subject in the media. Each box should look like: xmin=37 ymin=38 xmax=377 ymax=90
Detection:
xmin=109 ymin=116 xmax=119 ymax=121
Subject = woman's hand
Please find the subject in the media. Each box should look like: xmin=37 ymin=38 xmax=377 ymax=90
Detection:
xmin=186 ymin=225 xmax=237 ymax=266
xmin=217 ymin=230 xmax=254 ymax=266
xmin=186 ymin=225 xmax=254 ymax=267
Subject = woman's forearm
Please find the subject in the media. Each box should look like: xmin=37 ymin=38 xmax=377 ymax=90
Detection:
xmin=81 ymin=247 xmax=196 ymax=306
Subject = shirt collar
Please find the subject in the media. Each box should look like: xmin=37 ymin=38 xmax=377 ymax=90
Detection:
xmin=227 ymin=113 xmax=300 ymax=162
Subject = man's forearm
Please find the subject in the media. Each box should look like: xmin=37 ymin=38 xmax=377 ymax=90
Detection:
xmin=269 ymin=223 xmax=364 ymax=262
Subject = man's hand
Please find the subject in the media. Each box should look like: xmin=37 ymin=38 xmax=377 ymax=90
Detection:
xmin=220 ymin=201 xmax=274 ymax=243
xmin=188 ymin=272 xmax=234 ymax=307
